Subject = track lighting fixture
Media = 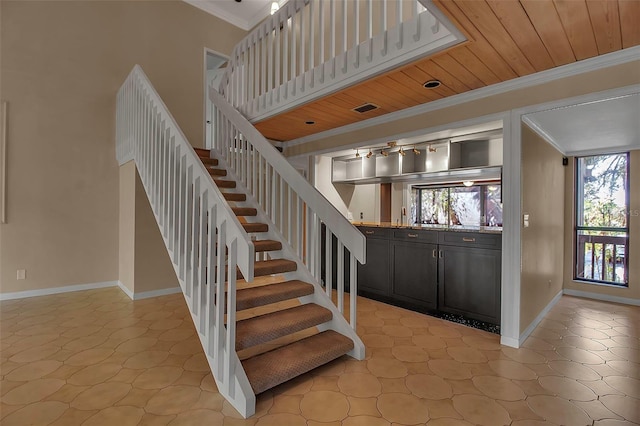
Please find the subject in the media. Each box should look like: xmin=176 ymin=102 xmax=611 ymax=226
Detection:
xmin=381 ymin=150 xmax=389 ymax=157
xmin=413 ymin=146 xmax=420 ymax=155
xmin=366 ymin=150 xmax=373 ymax=159
xmin=398 ymin=147 xmax=406 ymax=156
xmin=355 ymin=149 xmax=360 ymax=158
xmin=428 ymin=145 xmax=437 ymax=153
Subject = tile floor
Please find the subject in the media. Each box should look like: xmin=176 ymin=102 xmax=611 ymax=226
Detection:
xmin=1 ymin=286 xmax=639 ymax=425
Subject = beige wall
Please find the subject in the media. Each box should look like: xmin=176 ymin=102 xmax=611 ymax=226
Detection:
xmin=285 ymin=61 xmax=640 ymax=156
xmin=563 ymin=150 xmax=640 ymax=301
xmin=118 ymin=162 xmax=136 ymax=294
xmin=520 ymin=125 xmax=565 ymax=333
xmin=134 ymin=170 xmax=178 ymax=294
xmin=0 ymin=1 xmax=245 ymax=293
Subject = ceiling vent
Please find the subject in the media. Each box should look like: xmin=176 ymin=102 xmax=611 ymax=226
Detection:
xmin=353 ymin=103 xmax=379 ymax=113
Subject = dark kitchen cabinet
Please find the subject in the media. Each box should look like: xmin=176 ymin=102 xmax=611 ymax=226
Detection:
xmin=391 ymin=240 xmax=438 ymax=310
xmin=390 ymin=229 xmax=438 ymax=310
xmin=355 ymin=227 xmax=502 ymax=327
xmin=357 ymin=227 xmax=391 ymax=297
xmin=438 ymin=243 xmax=501 ymax=325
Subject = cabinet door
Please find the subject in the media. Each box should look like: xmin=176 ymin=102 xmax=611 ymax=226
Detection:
xmin=438 ymin=246 xmax=501 ymax=324
xmin=392 ymin=241 xmax=438 ymax=310
xmin=357 ymin=238 xmax=390 ymax=296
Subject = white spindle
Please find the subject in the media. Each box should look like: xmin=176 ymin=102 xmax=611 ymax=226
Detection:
xmin=367 ymin=0 xmax=373 ymax=61
xmin=225 ymin=238 xmax=238 ymax=396
xmin=184 ymin=167 xmax=194 ymax=293
xmin=297 ymin=197 xmax=303 ymax=259
xmin=349 ymin=253 xmax=357 ymax=328
xmin=309 ymin=1 xmax=315 ymax=76
xmin=198 ymin=191 xmax=207 ymax=332
xmin=319 ymin=0 xmax=325 ymax=81
xmin=291 ymin=12 xmax=297 ymax=94
xmin=381 ymin=0 xmax=388 ymax=56
xmin=337 ymin=240 xmax=344 ymax=313
xmin=396 ymin=0 xmax=403 ymax=49
xmin=268 ymin=25 xmax=274 ymax=105
xmin=330 ymin=0 xmax=335 ymax=77
xmin=275 ymin=21 xmax=281 ymax=101
xmin=325 ymin=229 xmax=332 ymax=296
xmin=206 ymin=204 xmax=217 ymax=354
xmin=279 ymin=176 xmax=284 ymax=230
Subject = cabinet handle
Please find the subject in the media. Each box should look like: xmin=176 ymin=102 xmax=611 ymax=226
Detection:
xmin=407 ymin=233 xmax=418 ymax=238
xmin=462 ymin=237 xmax=476 ymax=242
xmin=439 ymin=250 xmax=443 ymax=258
xmin=365 ymin=231 xmax=374 ymax=235
xmin=432 ymin=249 xmax=437 ymax=258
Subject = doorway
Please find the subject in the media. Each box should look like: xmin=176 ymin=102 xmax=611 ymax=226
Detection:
xmin=204 ymin=49 xmax=228 ymax=149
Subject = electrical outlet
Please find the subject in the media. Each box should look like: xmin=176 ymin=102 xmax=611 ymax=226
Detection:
xmin=17 ymin=269 xmax=26 ymax=280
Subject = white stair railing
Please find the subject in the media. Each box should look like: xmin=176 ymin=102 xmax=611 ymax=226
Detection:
xmin=116 ymin=65 xmax=256 ymax=417
xmin=220 ymin=0 xmax=465 ymax=122
xmin=210 ymin=87 xmax=366 ymax=334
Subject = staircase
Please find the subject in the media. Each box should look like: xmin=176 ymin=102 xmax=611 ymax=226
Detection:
xmin=116 ymin=65 xmax=366 ymax=417
xmin=193 ymin=147 xmax=355 ymax=396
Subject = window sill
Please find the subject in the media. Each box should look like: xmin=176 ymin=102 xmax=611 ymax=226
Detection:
xmin=572 ymin=279 xmax=629 ymax=289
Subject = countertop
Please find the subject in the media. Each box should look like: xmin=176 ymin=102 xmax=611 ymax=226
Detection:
xmin=353 ymin=221 xmax=502 ymax=234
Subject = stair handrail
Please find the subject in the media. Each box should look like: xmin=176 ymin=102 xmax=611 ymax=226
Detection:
xmin=116 ymin=65 xmax=256 ymax=417
xmin=219 ymin=0 xmax=463 ymax=122
xmin=210 ymin=86 xmax=366 ymax=265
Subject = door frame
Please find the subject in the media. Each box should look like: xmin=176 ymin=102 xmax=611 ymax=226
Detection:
xmin=203 ymin=48 xmax=229 ymax=149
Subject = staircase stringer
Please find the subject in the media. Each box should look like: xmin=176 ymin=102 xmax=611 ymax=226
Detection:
xmin=212 ymin=153 xmax=366 ymax=360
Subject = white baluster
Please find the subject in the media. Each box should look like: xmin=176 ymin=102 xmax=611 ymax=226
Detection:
xmin=325 ymin=229 xmax=332 ymax=296
xmin=319 ymin=0 xmax=325 ymax=82
xmin=381 ymin=0 xmax=388 ymax=56
xmin=337 ymin=240 xmax=344 ymax=313
xmin=349 ymin=253 xmax=357 ymax=329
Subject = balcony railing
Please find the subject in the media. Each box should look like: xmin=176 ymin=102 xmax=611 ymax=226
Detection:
xmin=576 ymin=233 xmax=628 ymax=284
xmin=219 ymin=0 xmax=465 ymax=123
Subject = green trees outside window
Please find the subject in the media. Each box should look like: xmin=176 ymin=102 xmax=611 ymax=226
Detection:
xmin=576 ymin=153 xmax=629 ymax=286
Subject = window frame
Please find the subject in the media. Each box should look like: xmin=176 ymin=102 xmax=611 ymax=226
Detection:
xmin=574 ymin=152 xmax=630 ymax=286
xmin=412 ymin=182 xmax=502 ymax=228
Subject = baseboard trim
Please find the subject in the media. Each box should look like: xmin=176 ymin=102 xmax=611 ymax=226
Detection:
xmin=134 ymin=287 xmax=182 ymax=300
xmin=117 ymin=281 xmax=135 ymax=300
xmin=0 ymin=281 xmax=118 ymax=301
xmin=563 ymin=288 xmax=640 ymax=306
xmin=500 ymin=336 xmax=519 ymax=348
xmin=117 ymin=281 xmax=181 ymax=301
xmin=519 ymin=289 xmax=563 ymax=347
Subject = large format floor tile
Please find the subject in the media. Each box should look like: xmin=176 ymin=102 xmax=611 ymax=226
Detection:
xmin=1 ymin=287 xmax=638 ymax=425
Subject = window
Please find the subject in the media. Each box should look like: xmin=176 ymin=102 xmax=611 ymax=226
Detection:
xmin=575 ymin=153 xmax=629 ymax=286
xmin=411 ymin=183 xmax=502 ymax=228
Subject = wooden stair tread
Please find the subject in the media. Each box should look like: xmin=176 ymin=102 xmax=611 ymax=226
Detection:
xmin=254 ymin=259 xmax=297 ymax=277
xmin=201 ymin=157 xmax=218 ymax=166
xmin=243 ymin=222 xmax=268 ymax=233
xmin=253 ymin=239 xmax=282 ymax=252
xmin=232 ymin=207 xmax=257 ymax=216
xmin=194 ymin=148 xmax=210 ymax=158
xmin=214 ymin=179 xmax=236 ymax=188
xmin=207 ymin=168 xmax=227 ymax=176
xmin=236 ymin=280 xmax=314 ymax=311
xmin=236 ymin=303 xmax=332 ymax=351
xmin=223 ymin=192 xmax=246 ymax=202
xmin=242 ymin=330 xmax=353 ymax=394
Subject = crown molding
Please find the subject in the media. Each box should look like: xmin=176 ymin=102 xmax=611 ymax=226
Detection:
xmin=285 ymin=46 xmax=640 ymax=150
xmin=184 ymin=0 xmax=252 ymax=31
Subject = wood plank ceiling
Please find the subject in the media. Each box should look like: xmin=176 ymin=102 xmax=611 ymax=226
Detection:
xmin=254 ymin=0 xmax=640 ymax=142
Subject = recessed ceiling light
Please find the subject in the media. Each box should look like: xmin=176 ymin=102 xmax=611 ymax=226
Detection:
xmin=423 ymin=80 xmax=441 ymax=89
xmin=305 ymin=121 xmax=315 ymax=125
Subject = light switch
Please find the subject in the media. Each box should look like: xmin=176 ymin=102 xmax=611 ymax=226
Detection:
xmin=347 ymin=211 xmax=353 ymax=221
xmin=17 ymin=269 xmax=26 ymax=280
xmin=523 ymin=214 xmax=530 ymax=228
